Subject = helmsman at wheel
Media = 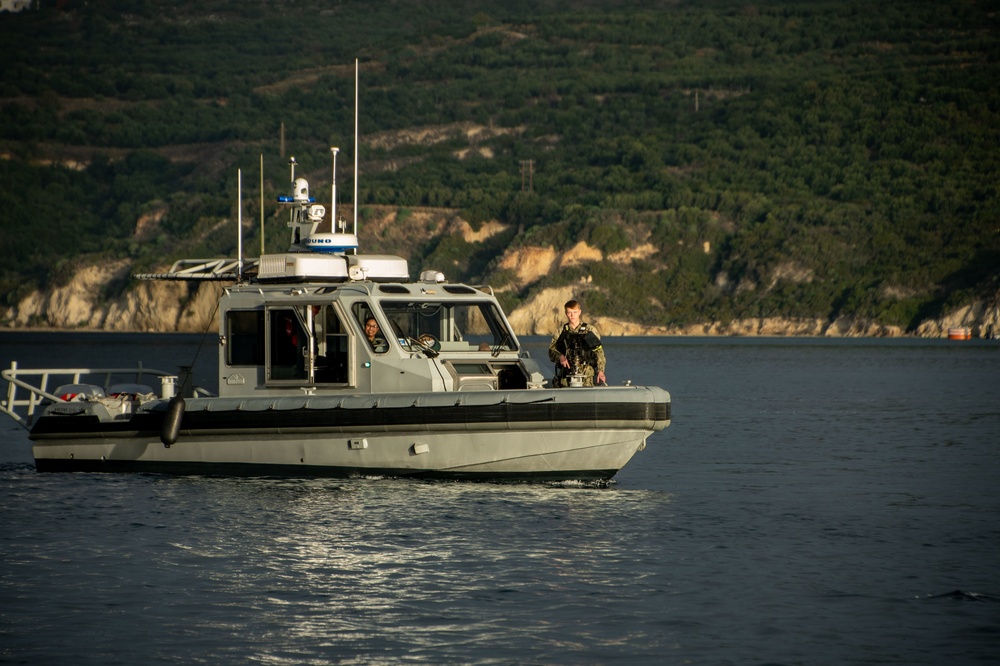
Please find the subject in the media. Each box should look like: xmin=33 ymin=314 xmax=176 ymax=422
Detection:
xmin=548 ymin=299 xmax=607 ymax=387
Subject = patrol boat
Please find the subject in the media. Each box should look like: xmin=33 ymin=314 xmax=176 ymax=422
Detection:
xmin=1 ymin=158 xmax=671 ymax=483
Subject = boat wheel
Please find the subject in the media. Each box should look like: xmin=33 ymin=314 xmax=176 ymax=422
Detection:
xmin=416 ymin=333 xmax=439 ymax=351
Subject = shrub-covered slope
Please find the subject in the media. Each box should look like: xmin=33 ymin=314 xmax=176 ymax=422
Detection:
xmin=1 ymin=0 xmax=997 ymax=333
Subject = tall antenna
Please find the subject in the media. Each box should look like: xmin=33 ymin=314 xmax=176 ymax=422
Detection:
xmin=331 ymin=146 xmax=339 ymax=229
xmin=259 ymin=154 xmax=265 ymax=255
xmin=237 ymin=168 xmax=243 ymax=282
xmin=354 ymin=58 xmax=358 ymax=239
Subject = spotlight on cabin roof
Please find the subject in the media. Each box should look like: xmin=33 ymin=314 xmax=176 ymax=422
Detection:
xmin=420 ymin=270 xmax=446 ymax=283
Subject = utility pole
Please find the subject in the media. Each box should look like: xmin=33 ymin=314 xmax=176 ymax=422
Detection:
xmin=520 ymin=159 xmax=534 ymax=193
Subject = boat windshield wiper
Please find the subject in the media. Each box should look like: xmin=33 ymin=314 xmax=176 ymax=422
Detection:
xmin=491 ymin=330 xmax=512 ymax=358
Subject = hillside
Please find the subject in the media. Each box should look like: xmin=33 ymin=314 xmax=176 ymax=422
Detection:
xmin=1 ymin=0 xmax=998 ymax=336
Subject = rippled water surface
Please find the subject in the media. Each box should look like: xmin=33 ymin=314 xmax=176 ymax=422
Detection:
xmin=2 ymin=333 xmax=998 ymax=664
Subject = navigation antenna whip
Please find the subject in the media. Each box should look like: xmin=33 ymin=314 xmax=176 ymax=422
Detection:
xmin=259 ymin=153 xmax=265 ymax=255
xmin=331 ymin=146 xmax=339 ymax=231
xmin=237 ymin=168 xmax=243 ymax=283
xmin=354 ymin=58 xmax=358 ymax=245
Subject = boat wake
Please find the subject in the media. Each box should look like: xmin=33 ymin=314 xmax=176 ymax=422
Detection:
xmin=922 ymin=589 xmax=997 ymax=602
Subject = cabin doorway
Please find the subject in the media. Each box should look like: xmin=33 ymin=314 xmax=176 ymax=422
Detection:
xmin=265 ymin=305 xmax=351 ymax=386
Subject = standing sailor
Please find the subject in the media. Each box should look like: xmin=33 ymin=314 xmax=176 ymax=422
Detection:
xmin=548 ymin=299 xmax=607 ymax=387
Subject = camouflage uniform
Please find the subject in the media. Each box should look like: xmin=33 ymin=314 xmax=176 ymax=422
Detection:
xmin=548 ymin=322 xmax=606 ymax=387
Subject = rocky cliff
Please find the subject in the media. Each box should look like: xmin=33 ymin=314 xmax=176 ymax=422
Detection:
xmin=495 ymin=240 xmax=1000 ymax=339
xmin=4 ymin=214 xmax=999 ymax=338
xmin=6 ymin=254 xmax=998 ymax=339
xmin=5 ymin=260 xmax=222 ymax=333
xmin=507 ymin=284 xmax=1000 ymax=339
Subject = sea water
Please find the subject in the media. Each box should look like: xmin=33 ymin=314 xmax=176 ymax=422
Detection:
xmin=1 ymin=332 xmax=998 ymax=664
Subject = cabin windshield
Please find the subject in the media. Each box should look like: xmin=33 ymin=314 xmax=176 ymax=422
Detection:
xmin=379 ymin=301 xmax=516 ymax=353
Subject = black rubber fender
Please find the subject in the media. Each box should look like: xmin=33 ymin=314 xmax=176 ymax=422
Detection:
xmin=160 ymin=396 xmax=185 ymax=448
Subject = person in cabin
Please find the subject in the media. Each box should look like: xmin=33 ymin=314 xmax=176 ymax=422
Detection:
xmin=277 ymin=313 xmax=300 ymax=365
xmin=548 ymin=299 xmax=607 ymax=387
xmin=364 ymin=317 xmax=388 ymax=353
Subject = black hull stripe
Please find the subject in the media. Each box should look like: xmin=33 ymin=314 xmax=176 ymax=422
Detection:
xmin=30 ymin=401 xmax=670 ymax=438
xmin=33 ymin=458 xmax=618 ymax=482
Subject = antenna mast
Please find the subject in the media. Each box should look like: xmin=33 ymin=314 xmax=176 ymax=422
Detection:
xmin=237 ymin=168 xmax=243 ymax=282
xmin=331 ymin=146 xmax=339 ymax=229
xmin=354 ymin=58 xmax=358 ymax=236
xmin=259 ymin=154 xmax=265 ymax=255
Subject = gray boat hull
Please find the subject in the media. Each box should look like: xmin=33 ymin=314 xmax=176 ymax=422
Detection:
xmin=30 ymin=386 xmax=671 ymax=482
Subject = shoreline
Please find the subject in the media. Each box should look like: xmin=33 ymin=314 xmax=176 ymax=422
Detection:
xmin=1 ymin=325 xmax=990 ymax=340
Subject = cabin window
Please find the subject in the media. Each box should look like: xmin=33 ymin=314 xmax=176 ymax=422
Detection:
xmin=226 ymin=310 xmax=264 ymax=366
xmin=379 ymin=301 xmax=516 ymax=353
xmin=352 ymin=303 xmax=389 ymax=354
xmin=312 ymin=304 xmax=350 ymax=384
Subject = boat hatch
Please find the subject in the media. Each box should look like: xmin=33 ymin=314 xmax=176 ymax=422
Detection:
xmin=444 ymin=361 xmax=528 ymax=391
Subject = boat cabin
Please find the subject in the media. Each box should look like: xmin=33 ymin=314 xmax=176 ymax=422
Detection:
xmin=140 ymin=158 xmax=549 ymax=400
xmin=218 ymin=273 xmax=544 ymax=398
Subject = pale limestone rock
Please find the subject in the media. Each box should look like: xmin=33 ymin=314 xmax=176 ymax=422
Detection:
xmin=18 ymin=261 xmax=130 ymax=329
xmin=558 ymin=241 xmax=603 ymax=268
xmin=457 ymin=219 xmax=506 ymax=243
xmin=823 ymin=317 xmax=856 ymax=337
xmin=13 ymin=291 xmax=45 ymax=327
xmin=588 ymin=317 xmax=671 ymax=336
xmin=134 ymin=206 xmax=168 ymax=241
xmin=608 ymin=243 xmax=658 ymax=265
xmin=102 ymin=281 xmax=222 ymax=332
xmin=824 ymin=316 xmax=901 ymax=337
xmin=915 ymin=299 xmax=1000 ymax=338
xmin=767 ymin=262 xmax=814 ymax=291
xmin=103 ymin=281 xmax=177 ymax=332
xmin=366 ymin=122 xmax=525 ymax=151
xmin=506 ymin=286 xmax=578 ymax=335
xmin=499 ymin=246 xmax=558 ymax=287
xmin=8 ymin=260 xmax=223 ymax=333
xmin=179 ymin=282 xmax=224 ymax=332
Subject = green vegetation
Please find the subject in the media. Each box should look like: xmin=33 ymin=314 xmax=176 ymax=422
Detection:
xmin=1 ymin=0 xmax=998 ymax=331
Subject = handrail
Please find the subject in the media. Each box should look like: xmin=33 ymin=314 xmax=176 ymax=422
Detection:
xmin=133 ymin=257 xmax=260 ymax=281
xmin=1 ymin=362 xmax=175 ymax=430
